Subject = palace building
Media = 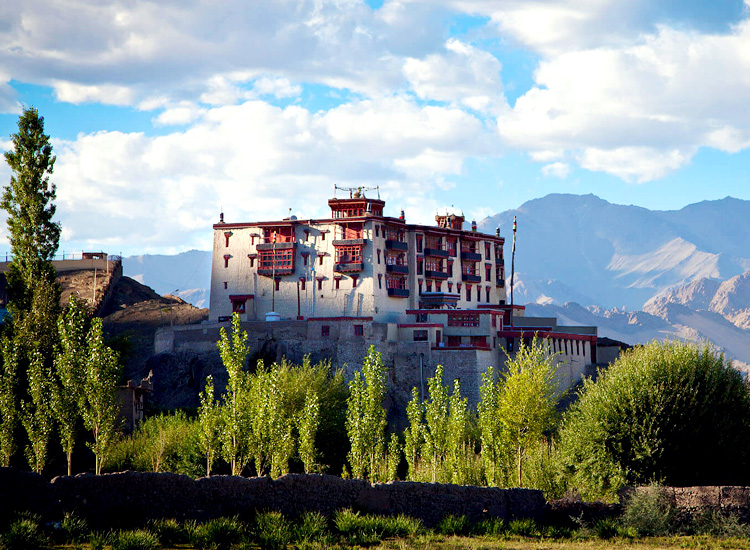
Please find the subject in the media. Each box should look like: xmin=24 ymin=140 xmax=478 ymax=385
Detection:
xmin=204 ymin=188 xmax=600 ymax=402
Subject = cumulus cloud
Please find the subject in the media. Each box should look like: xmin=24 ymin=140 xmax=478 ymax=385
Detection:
xmin=48 ymin=96 xmax=495 ymax=252
xmin=541 ymin=162 xmax=570 ymax=179
xmin=497 ymin=22 xmax=750 ymax=182
xmin=403 ymin=39 xmax=507 ymax=113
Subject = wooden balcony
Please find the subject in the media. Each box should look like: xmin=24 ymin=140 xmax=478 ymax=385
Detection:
xmin=425 ymin=269 xmax=449 ymax=280
xmin=462 ymin=273 xmax=481 ymax=283
xmin=424 ymin=247 xmax=449 ymax=258
xmin=334 ymin=262 xmax=364 ymax=273
xmin=461 ymin=251 xmax=482 ymax=261
xmin=386 ymin=264 xmax=409 ymax=274
xmin=387 ymin=288 xmax=410 ymax=298
xmin=386 ymin=240 xmax=409 ymax=251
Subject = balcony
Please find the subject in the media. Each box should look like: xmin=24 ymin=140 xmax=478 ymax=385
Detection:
xmin=386 ymin=240 xmax=408 ymax=251
xmin=425 ymin=269 xmax=449 ymax=280
xmin=334 ymin=262 xmax=364 ymax=273
xmin=462 ymin=273 xmax=481 ymax=283
xmin=496 ymin=278 xmax=505 ymax=287
xmin=461 ymin=251 xmax=482 ymax=262
xmin=256 ymin=241 xmax=295 ymax=251
xmin=495 ymin=257 xmax=504 ymax=265
xmin=333 ymin=238 xmax=367 ymax=246
xmin=424 ymin=247 xmax=449 ymax=258
xmin=258 ymin=266 xmax=294 ymax=276
xmin=388 ymin=288 xmax=410 ymax=298
xmin=386 ymin=264 xmax=409 ymax=274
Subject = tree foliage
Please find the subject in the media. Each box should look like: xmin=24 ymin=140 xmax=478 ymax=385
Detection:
xmin=81 ymin=318 xmax=122 ymax=475
xmin=198 ymin=375 xmax=222 ymax=476
xmin=51 ymin=296 xmax=89 ymax=475
xmin=346 ymin=345 xmax=388 ymax=480
xmin=559 ymin=340 xmax=750 ymax=500
xmin=2 ymin=106 xmax=61 ymax=316
xmin=496 ymin=337 xmax=560 ymax=487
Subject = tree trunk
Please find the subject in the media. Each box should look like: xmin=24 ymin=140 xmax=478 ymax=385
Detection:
xmin=67 ymin=451 xmax=72 ymax=476
xmin=517 ymin=445 xmax=523 ymax=487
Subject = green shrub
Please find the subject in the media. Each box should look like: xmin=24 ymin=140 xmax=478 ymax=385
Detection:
xmin=191 ymin=517 xmax=246 ymax=550
xmin=591 ymin=517 xmax=621 ymax=539
xmin=111 ymin=530 xmax=160 ymax=550
xmin=690 ymin=509 xmax=749 ymax=537
xmin=559 ymin=340 xmax=750 ymax=500
xmin=471 ymin=518 xmax=505 ymax=537
xmin=148 ymin=518 xmax=193 ymax=546
xmin=294 ymin=511 xmax=329 ymax=543
xmin=506 ymin=518 xmax=540 ymax=538
xmin=333 ymin=510 xmax=418 ymax=545
xmin=435 ymin=514 xmax=470 ymax=536
xmin=0 ymin=519 xmax=50 ymax=550
xmin=88 ymin=531 xmax=108 ymax=550
xmin=622 ymin=486 xmax=675 ymax=537
xmin=59 ymin=512 xmax=88 ymax=544
xmin=253 ymin=512 xmax=293 ymax=550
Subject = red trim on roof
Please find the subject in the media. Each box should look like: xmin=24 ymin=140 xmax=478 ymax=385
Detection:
xmin=308 ymin=316 xmax=374 ymax=322
xmin=229 ymin=294 xmax=254 ymax=300
xmin=499 ymin=330 xmax=596 ymax=342
xmin=398 ymin=323 xmax=444 ymax=328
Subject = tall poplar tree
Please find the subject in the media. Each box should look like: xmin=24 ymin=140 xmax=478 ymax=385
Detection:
xmin=1 ymin=106 xmax=62 ymax=470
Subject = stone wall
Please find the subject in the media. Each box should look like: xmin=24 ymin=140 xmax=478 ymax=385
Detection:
xmin=0 ymin=468 xmax=544 ymax=529
xmin=628 ymin=485 xmax=750 ymax=523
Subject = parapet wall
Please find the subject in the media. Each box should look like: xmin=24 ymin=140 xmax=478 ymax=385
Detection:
xmin=0 ymin=468 xmax=543 ymax=529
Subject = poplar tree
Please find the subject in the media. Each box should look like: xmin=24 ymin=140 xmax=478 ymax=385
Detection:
xmin=217 ymin=313 xmax=252 ymax=476
xmin=2 ymin=106 xmax=61 ymax=315
xmin=81 ymin=318 xmax=121 ymax=475
xmin=198 ymin=375 xmax=222 ymax=476
xmin=51 ymin=297 xmax=89 ymax=475
xmin=1 ymin=106 xmax=62 ymax=469
xmin=0 ymin=338 xmax=18 ymax=467
xmin=346 ymin=345 xmax=387 ymax=480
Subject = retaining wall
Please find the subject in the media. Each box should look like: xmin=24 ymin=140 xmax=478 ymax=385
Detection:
xmin=0 ymin=468 xmax=544 ymax=529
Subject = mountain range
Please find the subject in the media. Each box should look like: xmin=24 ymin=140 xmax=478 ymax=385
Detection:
xmin=123 ymin=194 xmax=750 ymax=368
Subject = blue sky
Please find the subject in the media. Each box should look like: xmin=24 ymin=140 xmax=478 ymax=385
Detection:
xmin=0 ymin=0 xmax=749 ymax=256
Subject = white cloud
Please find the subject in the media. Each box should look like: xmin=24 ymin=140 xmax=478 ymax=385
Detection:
xmin=403 ymin=39 xmax=506 ymax=113
xmin=497 ymin=22 xmax=750 ymax=182
xmin=252 ymin=77 xmax=303 ymax=99
xmin=49 ymin=96 xmax=494 ymax=252
xmin=152 ymin=102 xmax=206 ymax=126
xmin=53 ymin=82 xmax=136 ymax=106
xmin=541 ymin=162 xmax=570 ymax=179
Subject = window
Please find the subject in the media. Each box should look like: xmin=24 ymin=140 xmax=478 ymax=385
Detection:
xmin=413 ymin=329 xmax=428 ymax=342
xmin=232 ymin=300 xmax=245 ymax=314
xmin=485 ymin=265 xmax=492 ymax=281
xmin=224 ymin=254 xmax=231 ymax=268
xmin=576 ymin=341 xmax=580 ymax=355
xmin=322 ymin=325 xmax=330 ymax=337
xmin=335 ymin=245 xmax=362 ymax=264
xmin=387 ymin=276 xmax=407 ymax=289
xmin=224 ymin=232 xmax=232 ymax=247
xmin=426 ymin=281 xmax=432 ymax=292
xmin=258 ymin=249 xmax=294 ymax=271
xmin=448 ymin=311 xmax=480 ymax=327
xmin=377 ymin=249 xmax=381 ymax=264
xmin=275 ymin=279 xmax=280 ymax=291
xmin=319 ymin=254 xmax=324 ymax=265
xmin=435 ymin=281 xmax=442 ymax=292
xmin=352 ymin=275 xmax=359 ymax=288
xmin=248 ymin=255 xmax=255 ymax=267
xmin=299 ymin=277 xmax=306 ymax=291
xmin=466 ymin=284 xmax=472 ymax=301
xmin=476 ymin=285 xmax=481 ymax=301
xmin=447 ymin=238 xmax=457 ymax=257
xmin=416 ymin=235 xmax=423 ymax=253
xmin=335 ymin=278 xmax=340 ymax=290
xmin=485 ymin=242 xmax=491 ymax=258
xmin=417 ymin=258 xmax=423 ymax=275
xmin=302 ymin=252 xmax=309 ymax=266
xmin=354 ymin=325 xmax=364 ymax=336
xmin=375 ymin=225 xmax=380 ymax=238
xmin=447 ymin=282 xmax=453 ymax=292
xmin=418 ymin=280 xmax=423 ymax=293
xmin=416 ymin=313 xmax=428 ymax=322
xmin=378 ymin=273 xmax=382 ymax=289
xmin=447 ymin=336 xmax=461 ymax=347
xmin=317 ymin=278 xmax=323 ymax=291
xmin=486 ymin=287 xmax=491 ymax=302
xmin=223 ymin=282 xmax=228 ymax=290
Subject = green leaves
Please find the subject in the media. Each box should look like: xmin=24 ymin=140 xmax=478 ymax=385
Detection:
xmin=559 ymin=340 xmax=750 ymax=500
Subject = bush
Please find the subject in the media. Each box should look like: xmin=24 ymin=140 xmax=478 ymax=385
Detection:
xmin=148 ymin=518 xmax=193 ymax=546
xmin=111 ymin=530 xmax=160 ymax=550
xmin=690 ymin=509 xmax=749 ymax=537
xmin=0 ymin=519 xmax=50 ymax=550
xmin=57 ymin=512 xmax=88 ymax=544
xmin=622 ymin=486 xmax=675 ymax=537
xmin=558 ymin=340 xmax=750 ymax=499
xmin=333 ymin=509 xmax=420 ymax=545
xmin=253 ymin=512 xmax=292 ymax=550
xmin=506 ymin=518 xmax=541 ymax=538
xmin=435 ymin=514 xmax=470 ymax=536
xmin=293 ymin=511 xmax=328 ymax=543
xmin=471 ymin=518 xmax=505 ymax=537
xmin=191 ymin=517 xmax=246 ymax=550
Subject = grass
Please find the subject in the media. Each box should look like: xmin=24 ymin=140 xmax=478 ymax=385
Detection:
xmin=7 ymin=509 xmax=750 ymax=550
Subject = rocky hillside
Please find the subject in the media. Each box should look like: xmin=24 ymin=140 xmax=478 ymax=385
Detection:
xmin=101 ymin=276 xmax=208 ymax=383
